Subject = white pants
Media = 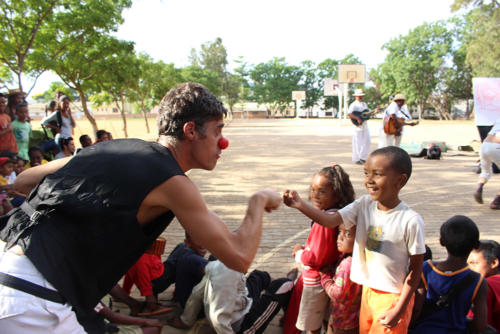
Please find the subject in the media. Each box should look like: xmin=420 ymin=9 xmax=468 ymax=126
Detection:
xmin=352 ymin=123 xmax=371 ymax=162
xmin=378 ymin=128 xmax=402 ymax=148
xmin=480 ymin=141 xmax=500 ymax=180
xmin=0 ymin=250 xmax=85 ymax=333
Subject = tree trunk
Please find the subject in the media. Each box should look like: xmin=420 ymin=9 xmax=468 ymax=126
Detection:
xmin=17 ymin=71 xmax=23 ymax=93
xmin=418 ymin=102 xmax=424 ymax=120
xmin=141 ymin=100 xmax=150 ymax=133
xmin=77 ymin=88 xmax=98 ymax=135
xmin=119 ymin=94 xmax=128 ymax=138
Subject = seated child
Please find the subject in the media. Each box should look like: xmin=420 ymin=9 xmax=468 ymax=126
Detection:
xmin=284 ymin=146 xmax=426 ymax=333
xmin=411 ymin=215 xmax=488 ymax=333
xmin=321 ymin=223 xmax=362 ymax=334
xmin=283 ymin=164 xmax=355 ymax=334
xmin=25 ymin=146 xmax=48 ymax=168
xmin=168 ymin=260 xmax=297 ymax=334
xmin=468 ymin=239 xmax=500 ymax=332
xmin=0 ymin=157 xmax=15 ymax=187
xmin=172 ymin=233 xmax=209 ymax=308
xmin=94 ymin=294 xmax=163 ymax=334
xmin=122 ymin=233 xmax=206 ymax=314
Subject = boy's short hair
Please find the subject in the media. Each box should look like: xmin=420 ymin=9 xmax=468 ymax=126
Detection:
xmin=440 ymin=215 xmax=479 ymax=257
xmin=157 ymin=82 xmax=227 ymax=141
xmin=28 ymin=146 xmax=42 ymax=156
xmin=476 ymin=240 xmax=500 ymax=264
xmin=370 ymin=146 xmax=412 ymax=180
xmin=96 ymin=130 xmax=107 ymax=139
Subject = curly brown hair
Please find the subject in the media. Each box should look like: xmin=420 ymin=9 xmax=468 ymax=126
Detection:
xmin=313 ymin=165 xmax=355 ymax=209
xmin=157 ymin=82 xmax=227 ymax=140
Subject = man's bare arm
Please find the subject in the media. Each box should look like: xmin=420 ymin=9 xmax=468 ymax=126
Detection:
xmin=145 ymin=176 xmax=281 ymax=273
xmin=14 ymin=157 xmax=72 ymax=195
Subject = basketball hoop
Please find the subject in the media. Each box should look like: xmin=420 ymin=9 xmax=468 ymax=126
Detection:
xmin=338 ymin=64 xmax=366 ymax=84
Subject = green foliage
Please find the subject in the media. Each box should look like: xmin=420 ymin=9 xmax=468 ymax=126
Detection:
xmin=464 ymin=8 xmax=500 ymax=76
xmin=0 ymin=0 xmax=132 ymax=93
xmin=181 ymin=65 xmax=222 ymax=97
xmin=32 ymin=81 xmax=77 ymax=102
xmin=381 ymin=21 xmax=453 ymax=115
xmin=248 ymin=57 xmax=302 ymax=114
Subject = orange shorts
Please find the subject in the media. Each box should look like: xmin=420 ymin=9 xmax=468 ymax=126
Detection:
xmin=359 ymin=285 xmax=414 ymax=334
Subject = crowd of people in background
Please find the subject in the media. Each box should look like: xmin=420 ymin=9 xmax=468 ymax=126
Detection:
xmin=0 ymin=88 xmax=114 ymax=217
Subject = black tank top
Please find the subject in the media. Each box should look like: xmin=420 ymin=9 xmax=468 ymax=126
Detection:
xmin=0 ymin=139 xmax=184 ymax=313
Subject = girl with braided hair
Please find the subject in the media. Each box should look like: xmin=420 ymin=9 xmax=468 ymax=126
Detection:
xmin=283 ymin=164 xmax=355 ymax=334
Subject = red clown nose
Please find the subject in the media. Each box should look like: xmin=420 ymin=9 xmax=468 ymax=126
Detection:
xmin=218 ymin=137 xmax=229 ymax=150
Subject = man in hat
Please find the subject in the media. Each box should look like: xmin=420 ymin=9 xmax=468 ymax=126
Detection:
xmin=348 ymin=89 xmax=372 ymax=164
xmin=0 ymin=82 xmax=282 ymax=333
xmin=378 ymin=93 xmax=417 ymax=148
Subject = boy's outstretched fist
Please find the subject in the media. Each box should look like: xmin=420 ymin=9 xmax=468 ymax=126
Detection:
xmin=253 ymin=189 xmax=282 ymax=212
xmin=283 ymin=189 xmax=302 ymax=209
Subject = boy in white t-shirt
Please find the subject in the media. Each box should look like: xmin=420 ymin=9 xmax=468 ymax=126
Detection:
xmin=284 ymin=146 xmax=425 ymax=333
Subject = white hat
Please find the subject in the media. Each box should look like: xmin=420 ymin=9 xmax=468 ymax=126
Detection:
xmin=393 ymin=93 xmax=406 ymax=101
xmin=353 ymin=89 xmax=365 ymax=97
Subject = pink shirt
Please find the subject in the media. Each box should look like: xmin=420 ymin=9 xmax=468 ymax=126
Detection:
xmin=321 ymin=256 xmax=362 ymax=330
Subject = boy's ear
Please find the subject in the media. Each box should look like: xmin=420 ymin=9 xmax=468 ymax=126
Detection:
xmin=182 ymin=121 xmax=196 ymax=140
xmin=490 ymin=258 xmax=499 ymax=270
xmin=398 ymin=173 xmax=409 ymax=189
xmin=439 ymin=237 xmax=444 ymax=247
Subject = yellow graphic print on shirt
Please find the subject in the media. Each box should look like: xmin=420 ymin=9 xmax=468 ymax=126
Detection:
xmin=366 ymin=226 xmax=383 ymax=253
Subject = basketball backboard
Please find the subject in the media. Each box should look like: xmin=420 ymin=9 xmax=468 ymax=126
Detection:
xmin=323 ymin=79 xmax=339 ymax=96
xmin=338 ymin=64 xmax=366 ymax=83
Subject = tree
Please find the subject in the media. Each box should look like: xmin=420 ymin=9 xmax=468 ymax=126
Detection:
xmin=32 ymin=81 xmax=77 ymax=103
xmin=223 ymin=73 xmax=244 ymax=117
xmin=0 ymin=0 xmax=132 ymax=94
xmin=248 ymin=57 xmax=302 ymax=116
xmin=181 ymin=65 xmax=222 ymax=97
xmin=452 ymin=0 xmax=500 ymax=76
xmin=381 ymin=21 xmax=453 ymax=118
xmin=190 ymin=37 xmax=228 ymax=98
xmin=0 ymin=0 xmax=59 ymax=92
xmin=299 ymin=60 xmax=321 ymax=110
xmin=93 ymin=42 xmax=138 ymax=138
xmin=44 ymin=35 xmax=130 ymax=135
xmin=35 ymin=0 xmax=132 ymax=134
xmin=128 ymin=55 xmax=183 ymax=133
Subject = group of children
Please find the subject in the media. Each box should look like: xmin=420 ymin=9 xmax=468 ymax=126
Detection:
xmin=280 ymin=146 xmax=498 ymax=334
xmin=115 ymin=145 xmax=498 ymax=334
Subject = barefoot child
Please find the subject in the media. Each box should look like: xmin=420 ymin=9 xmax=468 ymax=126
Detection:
xmin=321 ymin=223 xmax=361 ymax=334
xmin=283 ymin=164 xmax=355 ymax=334
xmin=284 ymin=146 xmax=426 ymax=333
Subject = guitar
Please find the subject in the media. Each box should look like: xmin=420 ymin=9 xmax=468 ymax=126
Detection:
xmin=384 ymin=115 xmax=419 ymax=135
xmin=350 ymin=109 xmax=372 ymax=126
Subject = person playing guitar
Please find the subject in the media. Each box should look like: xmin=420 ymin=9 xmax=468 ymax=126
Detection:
xmin=348 ymin=89 xmax=380 ymax=164
xmin=379 ymin=93 xmax=418 ymax=148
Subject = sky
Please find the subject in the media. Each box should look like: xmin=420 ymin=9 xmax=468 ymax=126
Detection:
xmin=28 ymin=0 xmax=458 ymax=97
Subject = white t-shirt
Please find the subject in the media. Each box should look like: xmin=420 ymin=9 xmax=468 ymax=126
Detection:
xmin=339 ymin=195 xmax=426 ymax=293
xmin=348 ymin=100 xmax=369 ymax=130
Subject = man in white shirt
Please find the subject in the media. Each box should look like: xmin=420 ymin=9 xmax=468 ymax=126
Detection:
xmin=348 ymin=89 xmax=372 ymax=164
xmin=379 ymin=94 xmax=417 ymax=148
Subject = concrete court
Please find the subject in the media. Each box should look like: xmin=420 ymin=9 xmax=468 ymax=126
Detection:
xmin=125 ymin=118 xmax=499 ymax=333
